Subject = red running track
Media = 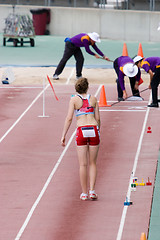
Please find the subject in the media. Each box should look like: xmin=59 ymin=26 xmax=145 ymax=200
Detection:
xmin=0 ymin=83 xmax=159 ymax=240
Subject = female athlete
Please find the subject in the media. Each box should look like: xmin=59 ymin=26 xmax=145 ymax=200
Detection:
xmin=61 ymin=77 xmax=100 ymax=200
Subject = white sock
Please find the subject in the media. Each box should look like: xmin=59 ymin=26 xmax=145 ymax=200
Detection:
xmin=82 ymin=193 xmax=88 ymax=196
xmin=89 ymin=190 xmax=95 ymax=194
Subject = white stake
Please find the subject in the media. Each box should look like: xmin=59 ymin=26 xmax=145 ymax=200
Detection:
xmin=38 ymin=77 xmax=49 ymax=118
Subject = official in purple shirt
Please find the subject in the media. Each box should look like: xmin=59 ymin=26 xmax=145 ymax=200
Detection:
xmin=53 ymin=32 xmax=110 ymax=80
xmin=134 ymin=56 xmax=160 ymax=108
xmin=113 ymin=56 xmax=141 ymax=101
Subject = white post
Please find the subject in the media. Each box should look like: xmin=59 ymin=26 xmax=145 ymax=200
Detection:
xmin=38 ymin=77 xmax=49 ymax=118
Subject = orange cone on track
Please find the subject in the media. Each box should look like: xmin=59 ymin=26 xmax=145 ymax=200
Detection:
xmin=138 ymin=43 xmax=144 ymax=58
xmin=99 ymin=85 xmax=111 ymax=107
xmin=122 ymin=43 xmax=128 ymax=56
xmin=140 ymin=232 xmax=147 ymax=240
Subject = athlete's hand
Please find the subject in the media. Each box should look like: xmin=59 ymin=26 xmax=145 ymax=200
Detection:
xmin=61 ymin=137 xmax=66 ymax=146
xmin=148 ymin=83 xmax=152 ymax=89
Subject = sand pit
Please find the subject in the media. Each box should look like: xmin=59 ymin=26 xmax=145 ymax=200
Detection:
xmin=0 ymin=67 xmax=150 ymax=86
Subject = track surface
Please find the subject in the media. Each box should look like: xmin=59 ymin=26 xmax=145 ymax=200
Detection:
xmin=0 ymin=81 xmax=160 ymax=240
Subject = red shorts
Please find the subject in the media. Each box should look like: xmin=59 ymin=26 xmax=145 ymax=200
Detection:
xmin=76 ymin=125 xmax=100 ymax=146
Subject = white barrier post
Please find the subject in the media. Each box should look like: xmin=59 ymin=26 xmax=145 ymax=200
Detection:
xmin=38 ymin=77 xmax=49 ymax=118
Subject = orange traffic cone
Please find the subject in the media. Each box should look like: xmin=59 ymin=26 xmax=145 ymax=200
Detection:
xmin=99 ymin=85 xmax=111 ymax=107
xmin=122 ymin=43 xmax=128 ymax=56
xmin=138 ymin=43 xmax=144 ymax=58
xmin=140 ymin=232 xmax=147 ymax=240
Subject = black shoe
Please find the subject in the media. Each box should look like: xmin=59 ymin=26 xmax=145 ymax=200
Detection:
xmin=118 ymin=97 xmax=124 ymax=102
xmin=148 ymin=103 xmax=159 ymax=108
xmin=76 ymin=76 xmax=82 ymax=80
xmin=158 ymin=99 xmax=160 ymax=102
xmin=133 ymin=94 xmax=140 ymax=97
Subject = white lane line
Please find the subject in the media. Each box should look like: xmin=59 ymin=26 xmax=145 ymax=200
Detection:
xmin=116 ymin=93 xmax=152 ymax=240
xmin=0 ymin=86 xmax=43 ymax=89
xmin=14 ymin=129 xmax=76 ymax=240
xmin=66 ymin=68 xmax=75 ymax=84
xmin=106 ymin=101 xmax=148 ymax=103
xmin=14 ymin=84 xmax=102 ymax=240
xmin=95 ymin=84 xmax=102 ymax=97
xmin=100 ymin=109 xmax=146 ymax=112
xmin=0 ymin=84 xmax=49 ymax=143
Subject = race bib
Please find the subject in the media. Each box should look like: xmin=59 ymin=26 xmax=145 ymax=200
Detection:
xmin=81 ymin=127 xmax=96 ymax=138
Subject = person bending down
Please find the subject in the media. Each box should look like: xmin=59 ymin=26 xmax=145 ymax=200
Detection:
xmin=53 ymin=32 xmax=110 ymax=80
xmin=61 ymin=77 xmax=100 ymax=200
xmin=113 ymin=56 xmax=142 ymax=101
xmin=134 ymin=55 xmax=160 ymax=108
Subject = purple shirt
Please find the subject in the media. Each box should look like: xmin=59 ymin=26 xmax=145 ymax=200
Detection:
xmin=117 ymin=56 xmax=141 ymax=91
xmin=70 ymin=33 xmax=104 ymax=57
xmin=141 ymin=57 xmax=160 ymax=72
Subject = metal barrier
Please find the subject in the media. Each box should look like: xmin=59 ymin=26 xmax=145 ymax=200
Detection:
xmin=0 ymin=0 xmax=159 ymax=10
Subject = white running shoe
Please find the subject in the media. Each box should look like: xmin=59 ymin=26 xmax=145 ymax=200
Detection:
xmin=76 ymin=76 xmax=82 ymax=80
xmin=89 ymin=190 xmax=98 ymax=200
xmin=53 ymin=74 xmax=59 ymax=80
xmin=80 ymin=193 xmax=88 ymax=201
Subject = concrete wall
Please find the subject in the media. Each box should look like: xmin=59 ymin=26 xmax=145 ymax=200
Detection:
xmin=0 ymin=4 xmax=160 ymax=42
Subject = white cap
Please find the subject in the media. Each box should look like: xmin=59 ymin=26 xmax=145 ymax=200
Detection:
xmin=123 ymin=63 xmax=138 ymax=77
xmin=87 ymin=32 xmax=101 ymax=42
xmin=133 ymin=56 xmax=143 ymax=64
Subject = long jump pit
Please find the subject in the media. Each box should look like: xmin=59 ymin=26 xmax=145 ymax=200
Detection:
xmin=0 ymin=66 xmax=150 ymax=85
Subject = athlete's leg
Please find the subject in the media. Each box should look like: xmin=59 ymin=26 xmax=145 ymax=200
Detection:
xmin=88 ymin=145 xmax=99 ymax=191
xmin=76 ymin=145 xmax=88 ymax=194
